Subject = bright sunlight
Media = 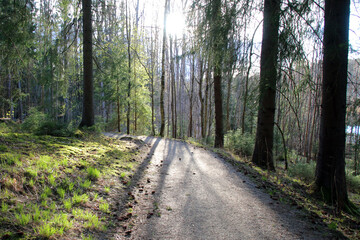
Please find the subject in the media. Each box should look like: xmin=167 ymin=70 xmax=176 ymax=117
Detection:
xmin=166 ymin=12 xmax=186 ymax=37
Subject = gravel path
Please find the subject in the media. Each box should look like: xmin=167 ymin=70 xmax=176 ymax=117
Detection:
xmin=105 ymin=134 xmax=333 ymax=240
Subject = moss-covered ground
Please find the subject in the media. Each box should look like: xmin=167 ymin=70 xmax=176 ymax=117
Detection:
xmin=0 ymin=124 xmax=145 ymax=239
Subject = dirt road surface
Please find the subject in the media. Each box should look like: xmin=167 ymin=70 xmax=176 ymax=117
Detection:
xmin=104 ymin=133 xmax=335 ymax=240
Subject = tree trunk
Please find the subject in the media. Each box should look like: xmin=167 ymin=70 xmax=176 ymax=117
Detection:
xmin=199 ymin=59 xmax=205 ymax=139
xmin=188 ymin=56 xmax=195 ymax=138
xmin=211 ymin=0 xmax=225 ymax=148
xmin=79 ymin=0 xmax=94 ymax=127
xmin=160 ymin=0 xmax=169 ymax=137
xmin=315 ymin=0 xmax=351 ymax=211
xmin=170 ymin=36 xmax=177 ymax=138
xmin=126 ymin=0 xmax=131 ymax=134
xmin=251 ymin=0 xmax=280 ymax=170
xmin=214 ymin=61 xmax=224 ymax=147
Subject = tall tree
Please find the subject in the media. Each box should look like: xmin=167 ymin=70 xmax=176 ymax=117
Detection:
xmin=209 ymin=0 xmax=234 ymax=148
xmin=315 ymin=0 xmax=353 ymax=212
xmin=160 ymin=0 xmax=169 ymax=137
xmin=252 ymin=0 xmax=280 ymax=170
xmin=79 ymin=0 xmax=94 ymax=127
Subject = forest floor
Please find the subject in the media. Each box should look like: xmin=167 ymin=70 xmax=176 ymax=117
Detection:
xmin=1 ymin=125 xmax=358 ymax=239
xmin=104 ymin=133 xmax=349 ymax=239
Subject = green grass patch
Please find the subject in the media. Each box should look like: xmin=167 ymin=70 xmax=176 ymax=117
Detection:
xmin=87 ymin=167 xmax=101 ymax=180
xmin=0 ymin=126 xmax=144 ymax=238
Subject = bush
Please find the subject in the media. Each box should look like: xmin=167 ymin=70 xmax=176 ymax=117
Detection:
xmin=22 ymin=108 xmax=72 ymax=137
xmin=22 ymin=108 xmax=47 ymax=132
xmin=288 ymin=161 xmax=316 ymax=183
xmin=36 ymin=120 xmax=72 ymax=137
xmin=346 ymin=173 xmax=360 ymax=193
xmin=224 ymin=129 xmax=254 ymax=157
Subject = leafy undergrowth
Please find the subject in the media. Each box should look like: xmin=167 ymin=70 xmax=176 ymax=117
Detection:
xmin=0 ymin=127 xmax=145 ymax=239
xmin=187 ymin=139 xmax=360 ymax=240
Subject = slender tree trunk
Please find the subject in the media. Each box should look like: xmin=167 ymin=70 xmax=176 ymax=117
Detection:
xmin=8 ymin=72 xmax=13 ymax=120
xmin=160 ymin=0 xmax=169 ymax=137
xmin=315 ymin=0 xmax=351 ymax=211
xmin=117 ymin=78 xmax=121 ymax=132
xmin=170 ymin=36 xmax=177 ymax=138
xmin=204 ymin=65 xmax=210 ymax=139
xmin=225 ymin=72 xmax=232 ymax=132
xmin=188 ymin=56 xmax=195 ymax=138
xmin=199 ymin=59 xmax=205 ymax=139
xmin=242 ymin=22 xmax=261 ymax=134
xmin=150 ymin=29 xmax=156 ymax=136
xmin=18 ymin=80 xmax=23 ymax=122
xmin=251 ymin=0 xmax=280 ymax=170
xmin=125 ymin=0 xmax=131 ymax=134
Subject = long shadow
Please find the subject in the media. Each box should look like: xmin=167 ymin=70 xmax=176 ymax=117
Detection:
xmin=140 ymin=139 xmax=344 ymax=239
xmin=116 ymin=135 xmax=161 ymax=213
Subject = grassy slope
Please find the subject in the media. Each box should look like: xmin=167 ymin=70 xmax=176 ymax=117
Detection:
xmin=0 ymin=126 xmax=145 ymax=239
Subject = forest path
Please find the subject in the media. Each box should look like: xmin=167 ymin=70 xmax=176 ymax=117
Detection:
xmin=104 ymin=133 xmax=332 ymax=240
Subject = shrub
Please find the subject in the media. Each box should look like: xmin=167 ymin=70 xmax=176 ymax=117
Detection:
xmin=22 ymin=108 xmax=47 ymax=132
xmin=22 ymin=108 xmax=73 ymax=137
xmin=288 ymin=161 xmax=316 ymax=183
xmin=346 ymin=173 xmax=360 ymax=193
xmin=36 ymin=120 xmax=72 ymax=137
xmin=224 ymin=129 xmax=255 ymax=157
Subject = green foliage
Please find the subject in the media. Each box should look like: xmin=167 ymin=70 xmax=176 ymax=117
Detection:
xmin=0 ymin=128 xmax=142 ymax=237
xmin=1 ymin=202 xmax=9 ymax=212
xmin=80 ymin=179 xmax=92 ymax=189
xmin=328 ymin=221 xmax=338 ymax=230
xmin=32 ymin=205 xmax=41 ymax=222
xmin=25 ymin=168 xmax=38 ymax=179
xmin=15 ymin=213 xmax=32 ymax=225
xmin=224 ymin=130 xmax=255 ymax=157
xmin=99 ymin=202 xmax=110 ymax=213
xmin=57 ymin=188 xmax=66 ymax=199
xmin=22 ymin=108 xmax=47 ymax=132
xmin=346 ymin=174 xmax=360 ymax=193
xmin=22 ymin=108 xmax=73 ymax=137
xmin=63 ymin=199 xmax=72 ymax=211
xmin=87 ymin=167 xmax=101 ymax=180
xmin=0 ymin=153 xmax=21 ymax=165
xmin=36 ymin=222 xmax=63 ymax=238
xmin=72 ymin=208 xmax=103 ymax=229
xmin=288 ymin=161 xmax=316 ymax=183
xmin=48 ymin=174 xmax=57 ymax=187
xmin=72 ymin=193 xmax=89 ymax=206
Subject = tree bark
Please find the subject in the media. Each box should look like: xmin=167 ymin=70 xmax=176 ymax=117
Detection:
xmin=315 ymin=0 xmax=351 ymax=211
xmin=160 ymin=0 xmax=169 ymax=137
xmin=251 ymin=0 xmax=280 ymax=170
xmin=125 ymin=0 xmax=131 ymax=134
xmin=79 ymin=0 xmax=94 ymax=127
xmin=211 ymin=0 xmax=225 ymax=148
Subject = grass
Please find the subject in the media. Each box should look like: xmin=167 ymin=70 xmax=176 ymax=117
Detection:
xmin=15 ymin=213 xmax=32 ymax=225
xmin=81 ymin=179 xmax=92 ymax=189
xmin=99 ymin=202 xmax=110 ymax=213
xmin=87 ymin=167 xmax=101 ymax=180
xmin=72 ymin=193 xmax=89 ymax=206
xmin=0 ymin=123 xmax=145 ymax=239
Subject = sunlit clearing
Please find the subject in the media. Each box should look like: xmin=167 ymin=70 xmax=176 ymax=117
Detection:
xmin=166 ymin=12 xmax=186 ymax=37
